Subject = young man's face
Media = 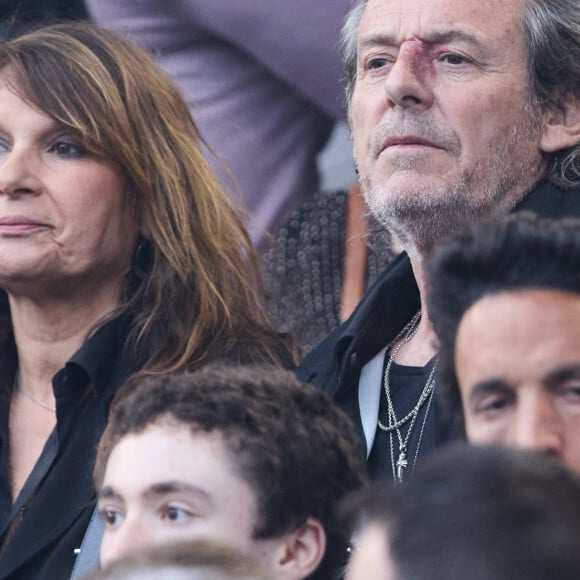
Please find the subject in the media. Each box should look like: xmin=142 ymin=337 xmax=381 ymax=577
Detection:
xmin=455 ymin=289 xmax=580 ymax=473
xmin=98 ymin=422 xmax=275 ymax=568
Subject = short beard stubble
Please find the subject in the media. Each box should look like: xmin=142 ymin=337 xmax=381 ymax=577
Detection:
xmin=360 ymin=107 xmax=545 ymax=259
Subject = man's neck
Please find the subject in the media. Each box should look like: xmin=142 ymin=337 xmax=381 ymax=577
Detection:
xmin=391 ymin=255 xmax=437 ymax=367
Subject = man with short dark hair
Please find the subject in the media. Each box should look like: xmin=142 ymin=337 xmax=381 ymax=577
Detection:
xmin=345 ymin=445 xmax=580 ymax=580
xmin=298 ymin=0 xmax=580 ymax=482
xmin=427 ymin=212 xmax=580 ymax=472
xmin=94 ymin=366 xmax=368 ymax=580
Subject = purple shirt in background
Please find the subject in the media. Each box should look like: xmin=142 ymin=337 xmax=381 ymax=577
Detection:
xmin=86 ymin=0 xmax=351 ymax=246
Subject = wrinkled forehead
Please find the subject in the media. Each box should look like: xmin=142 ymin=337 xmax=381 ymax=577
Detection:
xmin=358 ymin=0 xmax=528 ymax=55
xmin=456 ymin=289 xmax=580 ymax=386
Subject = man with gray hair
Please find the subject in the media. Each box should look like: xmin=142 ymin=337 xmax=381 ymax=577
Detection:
xmin=298 ymin=0 xmax=580 ymax=482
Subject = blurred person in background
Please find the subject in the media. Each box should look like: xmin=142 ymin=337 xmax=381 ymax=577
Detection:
xmin=0 ymin=22 xmax=293 ymax=580
xmin=85 ymin=0 xmax=353 ymax=247
xmin=345 ymin=445 xmax=580 ymax=580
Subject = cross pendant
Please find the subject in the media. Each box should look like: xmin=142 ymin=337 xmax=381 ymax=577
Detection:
xmin=396 ymin=451 xmax=408 ymax=483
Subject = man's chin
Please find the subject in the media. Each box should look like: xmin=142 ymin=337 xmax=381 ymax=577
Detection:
xmin=361 ymin=177 xmax=482 ymax=257
xmin=361 ymin=174 xmax=450 ymax=209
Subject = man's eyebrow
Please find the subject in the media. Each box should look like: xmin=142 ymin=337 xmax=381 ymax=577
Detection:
xmin=144 ymin=481 xmax=211 ymax=502
xmin=544 ymin=364 xmax=580 ymax=386
xmin=424 ymin=30 xmax=482 ymax=46
xmin=358 ymin=33 xmax=397 ymax=53
xmin=358 ymin=29 xmax=482 ymax=53
xmin=98 ymin=486 xmax=122 ymax=501
xmin=468 ymin=378 xmax=511 ymax=405
xmin=97 ymin=481 xmax=212 ymax=502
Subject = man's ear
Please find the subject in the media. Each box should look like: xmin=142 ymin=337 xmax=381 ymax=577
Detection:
xmin=540 ymin=98 xmax=580 ymax=153
xmin=272 ymin=518 xmax=327 ymax=580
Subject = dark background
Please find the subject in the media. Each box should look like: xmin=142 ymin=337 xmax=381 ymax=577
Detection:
xmin=1 ymin=0 xmax=87 ymax=38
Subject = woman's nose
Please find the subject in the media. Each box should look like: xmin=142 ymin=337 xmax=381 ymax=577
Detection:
xmin=0 ymin=148 xmax=42 ymax=197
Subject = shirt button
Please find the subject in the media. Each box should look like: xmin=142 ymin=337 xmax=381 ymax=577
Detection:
xmin=350 ymin=352 xmax=358 ymax=367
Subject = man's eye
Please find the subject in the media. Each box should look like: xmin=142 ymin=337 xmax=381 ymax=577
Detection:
xmin=162 ymin=505 xmax=192 ymax=523
xmin=561 ymin=383 xmax=580 ymax=401
xmin=476 ymin=395 xmax=511 ymax=415
xmin=365 ymin=57 xmax=390 ymax=70
xmin=48 ymin=140 xmax=86 ymax=158
xmin=440 ymin=53 xmax=468 ymax=65
xmin=99 ymin=508 xmax=124 ymax=527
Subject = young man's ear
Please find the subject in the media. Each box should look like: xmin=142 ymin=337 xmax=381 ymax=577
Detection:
xmin=540 ymin=98 xmax=580 ymax=153
xmin=272 ymin=518 xmax=327 ymax=580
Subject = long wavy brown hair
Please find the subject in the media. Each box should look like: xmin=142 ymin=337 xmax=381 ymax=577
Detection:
xmin=0 ymin=21 xmax=296 ymax=373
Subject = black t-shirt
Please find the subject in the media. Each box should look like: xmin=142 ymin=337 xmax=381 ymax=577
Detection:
xmin=368 ymin=357 xmax=454 ymax=481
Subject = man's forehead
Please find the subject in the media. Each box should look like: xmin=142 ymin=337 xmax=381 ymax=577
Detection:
xmin=468 ymin=288 xmax=580 ymax=319
xmin=457 ymin=289 xmax=580 ymax=378
xmin=359 ymin=0 xmax=527 ymax=48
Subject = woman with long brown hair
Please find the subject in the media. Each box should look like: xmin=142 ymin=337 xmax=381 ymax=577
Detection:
xmin=0 ymin=21 xmax=293 ymax=579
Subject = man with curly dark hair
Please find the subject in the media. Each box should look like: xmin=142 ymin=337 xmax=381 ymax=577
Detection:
xmin=94 ymin=365 xmax=368 ymax=580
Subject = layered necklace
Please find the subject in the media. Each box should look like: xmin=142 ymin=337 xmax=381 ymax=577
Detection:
xmin=377 ymin=312 xmax=436 ymax=484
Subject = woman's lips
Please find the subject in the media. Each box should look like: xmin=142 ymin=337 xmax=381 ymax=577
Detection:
xmin=0 ymin=217 xmax=49 ymax=235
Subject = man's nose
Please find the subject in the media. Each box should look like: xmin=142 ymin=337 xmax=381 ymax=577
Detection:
xmin=0 ymin=148 xmax=42 ymax=197
xmin=383 ymin=43 xmax=434 ymax=110
xmin=508 ymin=394 xmax=562 ymax=458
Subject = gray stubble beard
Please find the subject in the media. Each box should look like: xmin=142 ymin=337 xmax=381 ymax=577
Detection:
xmin=360 ymin=116 xmax=546 ymax=260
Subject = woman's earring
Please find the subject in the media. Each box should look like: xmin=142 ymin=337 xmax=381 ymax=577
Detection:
xmin=131 ymin=237 xmax=151 ymax=279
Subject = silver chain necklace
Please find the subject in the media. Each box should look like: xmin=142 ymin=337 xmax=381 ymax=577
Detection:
xmin=377 ymin=312 xmax=436 ymax=484
xmin=14 ymin=374 xmax=56 ymax=412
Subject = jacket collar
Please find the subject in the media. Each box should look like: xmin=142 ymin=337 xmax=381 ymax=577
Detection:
xmin=335 ymin=252 xmax=420 ymax=369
